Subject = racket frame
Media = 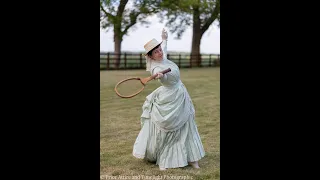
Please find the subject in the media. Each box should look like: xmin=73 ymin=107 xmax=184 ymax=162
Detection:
xmin=114 ymin=77 xmax=146 ymax=98
xmin=114 ymin=68 xmax=171 ymax=98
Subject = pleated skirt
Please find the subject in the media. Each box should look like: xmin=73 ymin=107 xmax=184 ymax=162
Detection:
xmin=133 ymin=114 xmax=205 ymax=169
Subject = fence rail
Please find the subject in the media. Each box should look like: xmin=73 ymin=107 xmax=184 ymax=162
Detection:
xmin=100 ymin=52 xmax=220 ymax=70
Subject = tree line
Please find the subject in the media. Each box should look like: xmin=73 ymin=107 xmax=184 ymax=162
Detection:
xmin=100 ymin=0 xmax=220 ymax=68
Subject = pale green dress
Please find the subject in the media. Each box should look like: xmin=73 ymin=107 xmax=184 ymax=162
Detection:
xmin=133 ymin=40 xmax=205 ymax=169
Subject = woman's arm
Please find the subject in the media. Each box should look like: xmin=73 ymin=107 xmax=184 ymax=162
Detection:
xmin=161 ymin=28 xmax=168 ymax=59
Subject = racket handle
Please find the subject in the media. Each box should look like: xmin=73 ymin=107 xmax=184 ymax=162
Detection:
xmin=160 ymin=68 xmax=171 ymax=74
xmin=150 ymin=68 xmax=171 ymax=80
xmin=141 ymin=68 xmax=172 ymax=84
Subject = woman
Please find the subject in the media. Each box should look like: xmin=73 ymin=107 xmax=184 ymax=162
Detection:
xmin=133 ymin=29 xmax=205 ymax=171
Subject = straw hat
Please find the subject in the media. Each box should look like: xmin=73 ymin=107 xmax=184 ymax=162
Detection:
xmin=143 ymin=38 xmax=162 ymax=56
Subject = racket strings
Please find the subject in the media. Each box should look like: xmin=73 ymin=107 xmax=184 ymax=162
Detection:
xmin=115 ymin=79 xmax=144 ymax=97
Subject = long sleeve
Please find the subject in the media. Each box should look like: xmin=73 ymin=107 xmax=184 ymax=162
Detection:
xmin=161 ymin=40 xmax=167 ymax=59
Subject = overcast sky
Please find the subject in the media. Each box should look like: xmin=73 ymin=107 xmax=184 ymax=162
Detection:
xmin=100 ymin=14 xmax=220 ymax=54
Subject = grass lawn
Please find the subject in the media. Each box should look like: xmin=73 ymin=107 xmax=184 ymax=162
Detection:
xmin=100 ymin=67 xmax=220 ymax=180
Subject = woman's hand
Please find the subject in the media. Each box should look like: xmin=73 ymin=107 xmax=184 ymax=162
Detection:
xmin=156 ymin=72 xmax=164 ymax=79
xmin=162 ymin=28 xmax=168 ymax=40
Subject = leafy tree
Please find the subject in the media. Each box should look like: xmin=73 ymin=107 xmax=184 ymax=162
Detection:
xmin=100 ymin=0 xmax=158 ymax=68
xmin=158 ymin=0 xmax=220 ymax=66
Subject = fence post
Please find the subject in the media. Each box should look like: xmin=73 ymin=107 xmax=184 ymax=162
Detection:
xmin=179 ymin=54 xmax=181 ymax=67
xmin=140 ymin=54 xmax=142 ymax=69
xmin=124 ymin=53 xmax=127 ymax=70
xmin=209 ymin=54 xmax=211 ymax=67
xmin=107 ymin=53 xmax=110 ymax=69
xmin=190 ymin=53 xmax=192 ymax=68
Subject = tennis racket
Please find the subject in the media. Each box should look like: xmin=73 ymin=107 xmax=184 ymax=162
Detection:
xmin=114 ymin=68 xmax=171 ymax=98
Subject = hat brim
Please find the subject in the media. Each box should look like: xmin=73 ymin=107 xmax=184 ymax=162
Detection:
xmin=143 ymin=41 xmax=163 ymax=56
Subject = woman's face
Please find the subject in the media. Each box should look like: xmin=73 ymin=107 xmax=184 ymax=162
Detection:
xmin=149 ymin=46 xmax=163 ymax=61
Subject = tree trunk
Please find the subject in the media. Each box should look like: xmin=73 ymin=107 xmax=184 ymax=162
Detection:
xmin=114 ymin=29 xmax=122 ymax=69
xmin=191 ymin=5 xmax=202 ymax=67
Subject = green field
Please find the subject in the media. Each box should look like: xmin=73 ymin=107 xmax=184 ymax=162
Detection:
xmin=100 ymin=67 xmax=220 ymax=180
